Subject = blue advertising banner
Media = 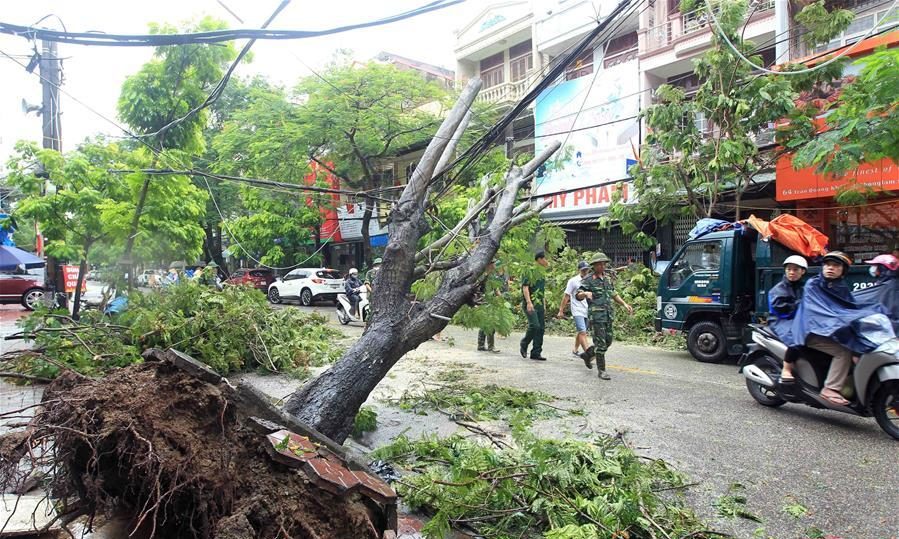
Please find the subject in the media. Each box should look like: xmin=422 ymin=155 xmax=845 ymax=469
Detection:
xmin=533 ymin=59 xmax=640 ymax=219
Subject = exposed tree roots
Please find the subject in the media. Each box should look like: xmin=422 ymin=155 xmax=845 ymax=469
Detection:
xmin=0 ymin=361 xmax=385 ymax=538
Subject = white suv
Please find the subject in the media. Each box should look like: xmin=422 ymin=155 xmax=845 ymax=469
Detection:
xmin=267 ymin=268 xmax=345 ymax=306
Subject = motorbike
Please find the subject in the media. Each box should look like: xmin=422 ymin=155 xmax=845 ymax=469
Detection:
xmin=740 ymin=319 xmax=899 ymax=440
xmin=336 ymin=290 xmax=369 ymax=325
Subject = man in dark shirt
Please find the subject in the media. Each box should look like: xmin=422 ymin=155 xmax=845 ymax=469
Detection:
xmin=520 ymin=252 xmax=549 ymax=361
xmin=344 ymin=268 xmax=364 ymax=319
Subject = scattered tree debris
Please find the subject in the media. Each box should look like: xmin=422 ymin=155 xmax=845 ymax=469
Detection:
xmin=373 ymin=429 xmax=716 ymax=539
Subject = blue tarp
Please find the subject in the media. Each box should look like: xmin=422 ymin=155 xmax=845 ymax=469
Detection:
xmin=786 ymin=275 xmax=895 ymax=353
xmin=855 ymin=274 xmax=899 ymax=333
xmin=0 ymin=245 xmax=44 ymax=270
xmin=688 ymin=219 xmax=729 ymax=240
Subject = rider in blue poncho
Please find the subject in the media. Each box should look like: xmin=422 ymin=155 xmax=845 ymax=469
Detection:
xmin=856 ymin=254 xmax=899 ymax=333
xmin=787 ymin=251 xmax=894 ymax=405
xmin=768 ymin=255 xmax=808 ymax=382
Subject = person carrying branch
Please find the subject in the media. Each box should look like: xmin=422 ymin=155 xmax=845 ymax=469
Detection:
xmin=576 ymin=252 xmax=633 ymax=380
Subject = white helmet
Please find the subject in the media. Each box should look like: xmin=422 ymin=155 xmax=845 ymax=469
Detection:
xmin=783 ymin=255 xmax=808 ymax=270
xmin=349 ymin=268 xmax=358 ymax=275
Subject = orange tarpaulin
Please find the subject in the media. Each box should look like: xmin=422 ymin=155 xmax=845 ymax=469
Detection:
xmin=742 ymin=214 xmax=829 ymax=258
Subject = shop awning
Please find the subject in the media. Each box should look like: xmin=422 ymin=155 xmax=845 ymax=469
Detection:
xmin=546 ymin=217 xmax=599 ymax=226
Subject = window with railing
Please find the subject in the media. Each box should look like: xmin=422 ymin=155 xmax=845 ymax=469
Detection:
xmin=603 ymin=32 xmax=638 ymax=67
xmin=565 ymin=47 xmax=594 ymax=80
xmin=813 ymin=5 xmax=899 ymax=52
xmin=509 ymin=39 xmax=533 ymax=82
xmin=480 ymin=51 xmax=505 ymax=88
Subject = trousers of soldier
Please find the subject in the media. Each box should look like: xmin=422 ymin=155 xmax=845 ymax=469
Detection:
xmin=591 ymin=310 xmax=614 ymax=368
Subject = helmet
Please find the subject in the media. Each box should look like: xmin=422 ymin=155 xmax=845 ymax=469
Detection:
xmin=821 ymin=251 xmax=852 ymax=269
xmin=589 ymin=252 xmax=610 ymax=265
xmin=373 ymin=257 xmax=383 ymax=265
xmin=783 ymin=255 xmax=808 ymax=270
xmin=349 ymin=268 xmax=358 ymax=275
xmin=863 ymin=254 xmax=899 ymax=272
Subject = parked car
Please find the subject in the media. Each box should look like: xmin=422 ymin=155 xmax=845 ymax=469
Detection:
xmin=267 ymin=268 xmax=344 ymax=306
xmin=136 ymin=270 xmax=160 ymax=287
xmin=224 ymin=268 xmax=275 ymax=292
xmin=0 ymin=273 xmax=45 ymax=310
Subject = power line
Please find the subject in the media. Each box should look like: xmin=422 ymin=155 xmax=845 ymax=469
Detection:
xmin=137 ymin=0 xmax=292 ymax=144
xmin=0 ymin=0 xmax=465 ymax=46
xmin=704 ymin=0 xmax=899 ymax=75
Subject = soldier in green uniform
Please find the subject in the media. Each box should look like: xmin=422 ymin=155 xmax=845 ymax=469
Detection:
xmin=576 ymin=252 xmax=633 ymax=380
xmin=520 ymin=251 xmax=549 ymax=361
xmin=364 ymin=257 xmax=383 ymax=293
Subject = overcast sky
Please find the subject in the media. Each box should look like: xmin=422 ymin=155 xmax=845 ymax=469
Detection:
xmin=0 ymin=0 xmax=476 ymax=164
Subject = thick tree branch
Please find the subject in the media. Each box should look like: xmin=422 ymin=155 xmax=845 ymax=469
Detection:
xmin=416 ymin=185 xmax=496 ymax=263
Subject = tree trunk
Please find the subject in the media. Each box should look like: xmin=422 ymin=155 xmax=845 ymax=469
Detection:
xmin=122 ymin=178 xmax=151 ymax=289
xmin=283 ymin=79 xmax=561 ymax=443
xmin=360 ymin=197 xmax=373 ymax=267
xmin=70 ymin=255 xmax=89 ymax=321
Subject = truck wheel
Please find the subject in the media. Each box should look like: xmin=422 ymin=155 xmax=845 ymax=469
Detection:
xmin=687 ymin=321 xmax=728 ymax=363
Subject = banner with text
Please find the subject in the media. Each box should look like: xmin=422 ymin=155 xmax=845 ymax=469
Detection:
xmin=533 ymin=59 xmax=640 ymax=219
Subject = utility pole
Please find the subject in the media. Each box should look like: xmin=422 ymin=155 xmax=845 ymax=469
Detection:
xmin=39 ymin=39 xmax=66 ymax=309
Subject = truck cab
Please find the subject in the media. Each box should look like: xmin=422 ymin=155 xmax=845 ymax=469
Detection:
xmin=656 ymin=229 xmax=876 ymax=362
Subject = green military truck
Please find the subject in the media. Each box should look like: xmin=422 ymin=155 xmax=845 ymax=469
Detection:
xmin=655 ymin=228 xmax=877 ymax=362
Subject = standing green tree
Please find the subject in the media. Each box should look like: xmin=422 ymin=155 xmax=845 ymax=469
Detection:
xmin=116 ymin=16 xmax=237 ymax=277
xmin=293 ymin=59 xmax=449 ymax=266
xmin=605 ymin=0 xmax=850 ymax=246
xmin=212 ymin=83 xmax=328 ymax=267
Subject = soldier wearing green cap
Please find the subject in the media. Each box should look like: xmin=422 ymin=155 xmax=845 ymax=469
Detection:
xmin=365 ymin=257 xmax=383 ymax=293
xmin=576 ymin=252 xmax=633 ymax=380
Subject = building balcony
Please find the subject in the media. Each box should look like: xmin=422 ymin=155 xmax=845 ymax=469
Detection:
xmin=475 ymin=70 xmax=536 ymax=104
xmin=642 ymin=0 xmax=774 ymax=55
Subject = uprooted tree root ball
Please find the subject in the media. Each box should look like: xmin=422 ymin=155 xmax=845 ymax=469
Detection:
xmin=3 ymin=361 xmax=385 ymax=538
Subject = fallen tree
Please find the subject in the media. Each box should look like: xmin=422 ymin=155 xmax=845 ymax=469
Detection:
xmin=283 ymin=79 xmax=561 ymax=443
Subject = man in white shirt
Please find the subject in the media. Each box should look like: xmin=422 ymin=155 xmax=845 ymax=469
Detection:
xmin=557 ymin=260 xmax=592 ymax=360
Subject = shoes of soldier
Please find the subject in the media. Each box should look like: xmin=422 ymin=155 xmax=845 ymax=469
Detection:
xmin=597 ymin=370 xmax=611 ymax=380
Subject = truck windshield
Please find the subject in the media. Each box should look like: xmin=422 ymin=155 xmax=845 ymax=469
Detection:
xmin=668 ymin=240 xmax=722 ymax=288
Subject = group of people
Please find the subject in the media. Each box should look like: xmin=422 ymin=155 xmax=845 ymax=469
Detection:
xmin=518 ymin=251 xmax=633 ymax=381
xmin=768 ymin=250 xmax=899 ymax=405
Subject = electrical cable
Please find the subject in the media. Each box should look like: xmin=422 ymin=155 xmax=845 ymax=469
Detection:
xmin=703 ymin=0 xmax=899 ymax=74
xmin=428 ymin=0 xmax=646 ymax=202
xmin=0 ymin=0 xmax=465 ymax=47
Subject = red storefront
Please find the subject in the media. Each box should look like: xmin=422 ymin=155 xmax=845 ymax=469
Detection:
xmin=775 ymin=32 xmax=899 ymax=260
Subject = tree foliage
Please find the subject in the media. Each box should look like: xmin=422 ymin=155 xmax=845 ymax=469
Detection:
xmin=212 ymin=83 xmax=325 ymax=266
xmin=5 ymin=140 xmax=207 ymax=299
xmin=295 ymin=59 xmax=450 ymax=264
xmin=785 ymin=47 xmax=899 ymax=199
xmin=118 ymin=17 xmax=238 ymax=152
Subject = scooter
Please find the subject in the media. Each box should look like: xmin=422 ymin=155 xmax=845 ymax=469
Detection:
xmin=740 ymin=320 xmax=899 ymax=440
xmin=336 ymin=290 xmax=369 ymax=325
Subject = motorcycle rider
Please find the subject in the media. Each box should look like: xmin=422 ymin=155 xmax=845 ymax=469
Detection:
xmin=768 ymin=255 xmax=808 ymax=382
xmin=344 ymin=268 xmax=364 ymax=319
xmin=790 ymin=251 xmax=862 ymax=405
xmin=859 ymin=254 xmax=899 ymax=332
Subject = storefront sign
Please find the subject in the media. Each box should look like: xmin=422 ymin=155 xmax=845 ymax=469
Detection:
xmin=337 ymin=204 xmax=389 ymax=242
xmin=533 ymin=60 xmax=640 ymax=219
xmin=776 ymin=155 xmax=899 ymax=201
xmin=62 ymin=265 xmax=86 ymax=293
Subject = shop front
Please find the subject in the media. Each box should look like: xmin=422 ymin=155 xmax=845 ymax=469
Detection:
xmin=776 ymin=156 xmax=899 ymax=260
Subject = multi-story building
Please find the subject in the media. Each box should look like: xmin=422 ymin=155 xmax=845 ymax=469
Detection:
xmin=453 ymin=0 xmax=898 ymax=262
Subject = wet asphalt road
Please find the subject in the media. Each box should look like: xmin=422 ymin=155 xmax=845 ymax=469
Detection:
xmin=279 ymin=302 xmax=899 ymax=539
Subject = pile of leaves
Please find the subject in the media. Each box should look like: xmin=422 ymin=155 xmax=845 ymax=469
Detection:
xmin=395 ymin=377 xmax=583 ymax=427
xmin=612 ymin=266 xmax=684 ymax=350
xmin=8 ymin=281 xmax=344 ymax=379
xmin=373 ymin=429 xmax=711 ymax=539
